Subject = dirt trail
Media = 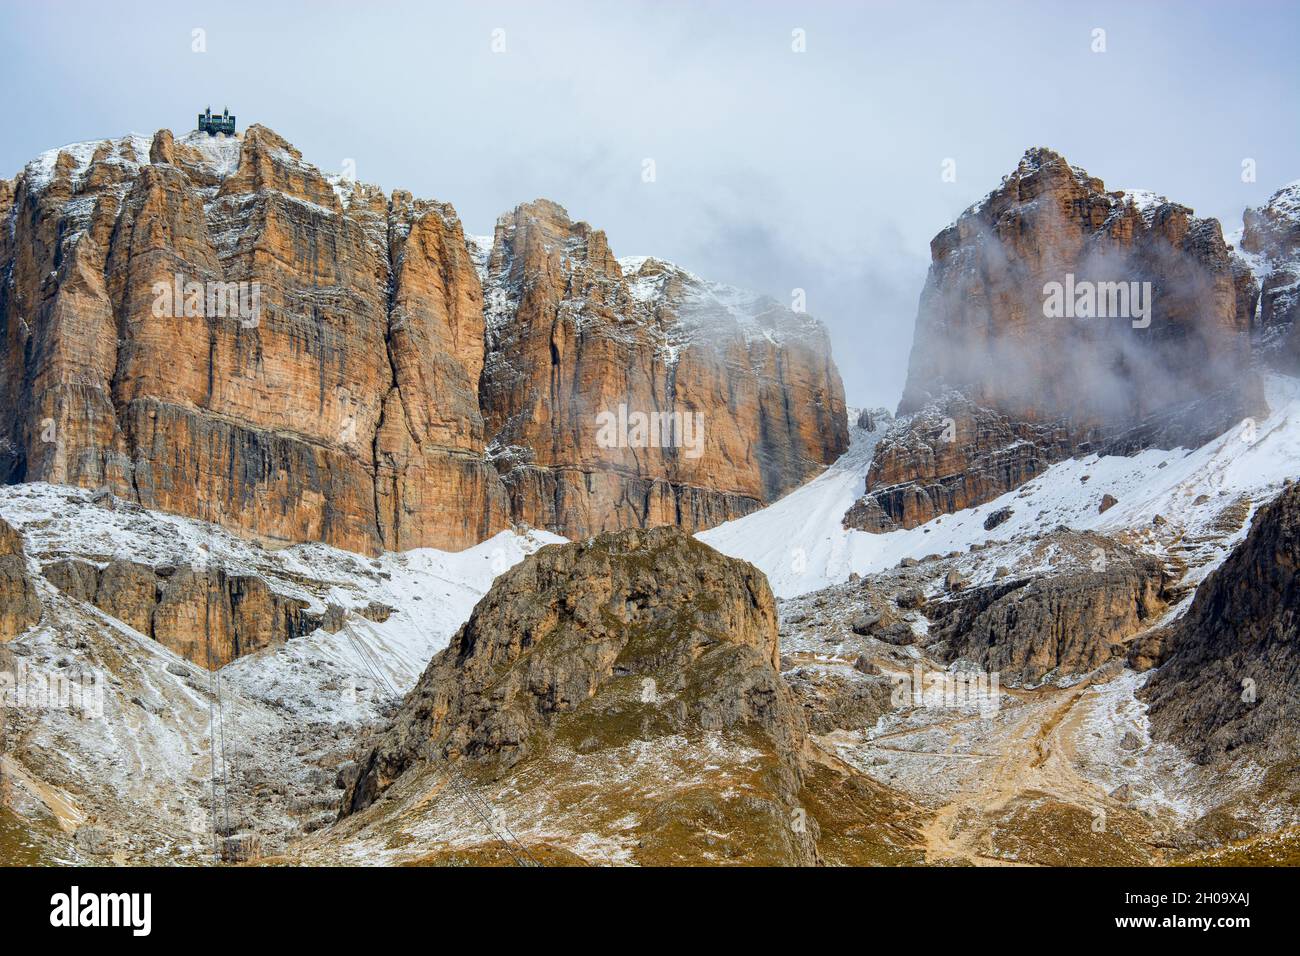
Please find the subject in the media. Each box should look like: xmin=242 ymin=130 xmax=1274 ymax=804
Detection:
xmin=909 ymin=667 xmax=1136 ymax=865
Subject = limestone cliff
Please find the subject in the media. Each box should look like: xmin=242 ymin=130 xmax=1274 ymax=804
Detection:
xmin=0 ymin=517 xmax=40 ymax=640
xmin=0 ymin=129 xmax=846 ymax=554
xmin=1143 ymin=482 xmax=1300 ymax=766
xmin=845 ymin=148 xmax=1261 ymax=532
xmin=0 ymin=127 xmax=506 ymax=554
xmin=478 ymin=202 xmax=847 ymax=538
xmin=43 ymin=557 xmax=317 ymax=668
xmin=1240 ymin=180 xmax=1300 ymax=368
xmin=927 ymin=533 xmax=1171 ymax=685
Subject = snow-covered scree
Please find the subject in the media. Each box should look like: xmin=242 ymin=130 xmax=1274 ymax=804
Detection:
xmin=701 ymin=373 xmax=1300 ymax=599
xmin=0 ymin=483 xmax=561 ymax=862
xmin=769 ymin=559 xmax=1245 ymax=860
xmin=0 ymin=483 xmax=563 ymax=706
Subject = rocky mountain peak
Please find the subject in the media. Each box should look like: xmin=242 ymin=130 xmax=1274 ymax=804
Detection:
xmin=0 ymin=126 xmax=848 ymax=555
xmin=1239 ymin=179 xmax=1300 ymax=364
xmin=846 ymin=147 xmax=1262 ymax=533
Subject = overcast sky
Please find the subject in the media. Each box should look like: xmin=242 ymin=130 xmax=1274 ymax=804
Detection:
xmin=2 ymin=0 xmax=1297 ymax=408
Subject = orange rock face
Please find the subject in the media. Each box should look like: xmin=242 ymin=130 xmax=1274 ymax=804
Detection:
xmin=0 ymin=128 xmax=846 ymax=553
xmin=846 ymin=148 xmax=1260 ymax=532
xmin=0 ymin=517 xmax=41 ymax=640
xmin=478 ymin=201 xmax=848 ymax=539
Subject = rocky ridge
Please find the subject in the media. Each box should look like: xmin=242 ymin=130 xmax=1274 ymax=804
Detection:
xmin=340 ymin=527 xmax=818 ymax=863
xmin=0 ymin=128 xmax=847 ymax=556
xmin=1239 ymin=179 xmax=1300 ymax=367
xmin=926 ymin=535 xmax=1172 ymax=685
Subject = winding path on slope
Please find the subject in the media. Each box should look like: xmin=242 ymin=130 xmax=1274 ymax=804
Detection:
xmin=876 ymin=663 xmax=1167 ymax=866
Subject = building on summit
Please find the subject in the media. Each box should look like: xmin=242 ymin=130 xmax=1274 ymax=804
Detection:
xmin=198 ymin=106 xmax=236 ymax=136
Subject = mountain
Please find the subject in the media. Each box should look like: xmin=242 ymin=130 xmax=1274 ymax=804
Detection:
xmin=1238 ymin=179 xmax=1300 ymax=366
xmin=844 ymin=147 xmax=1262 ymax=533
xmin=476 ymin=202 xmax=847 ymax=537
xmin=331 ymin=525 xmax=925 ymax=866
xmin=0 ymin=127 xmax=846 ymax=556
xmin=3 ymin=127 xmax=1298 ymax=869
xmin=0 ymin=479 xmax=564 ymax=862
xmin=1142 ymin=480 xmax=1300 ymax=769
xmin=337 ymin=527 xmax=824 ymax=865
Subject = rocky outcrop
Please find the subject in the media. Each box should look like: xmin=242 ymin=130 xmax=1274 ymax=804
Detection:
xmin=0 ymin=517 xmax=40 ymax=639
xmin=1143 ymin=482 xmax=1300 ymax=765
xmin=1 ymin=129 xmax=846 ymax=555
xmin=928 ymin=536 xmax=1171 ymax=684
xmin=784 ymin=665 xmax=893 ymax=734
xmin=1240 ymin=180 xmax=1300 ymax=367
xmin=478 ymin=203 xmax=848 ymax=538
xmin=42 ymin=557 xmax=314 ymax=668
xmin=341 ymin=526 xmax=817 ymax=864
xmin=847 ymin=148 xmax=1261 ymax=531
xmin=843 ymin=394 xmax=1074 ymax=531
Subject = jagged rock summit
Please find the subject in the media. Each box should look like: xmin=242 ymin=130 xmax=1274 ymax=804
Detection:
xmin=1239 ymin=179 xmax=1300 ymax=366
xmin=845 ymin=146 xmax=1262 ymax=532
xmin=0 ymin=125 xmax=847 ymax=556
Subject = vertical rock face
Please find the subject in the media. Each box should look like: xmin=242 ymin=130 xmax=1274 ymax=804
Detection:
xmin=927 ymin=536 xmax=1171 ymax=685
xmin=374 ymin=190 xmax=511 ymax=551
xmin=1 ymin=130 xmax=845 ymax=554
xmin=477 ymin=201 xmax=848 ymax=539
xmin=1143 ymin=482 xmax=1300 ymax=766
xmin=0 ymin=517 xmax=40 ymax=640
xmin=846 ymin=148 xmax=1260 ymax=532
xmin=0 ymin=127 xmax=506 ymax=554
xmin=1240 ymin=180 xmax=1300 ymax=365
xmin=42 ymin=557 xmax=315 ymax=668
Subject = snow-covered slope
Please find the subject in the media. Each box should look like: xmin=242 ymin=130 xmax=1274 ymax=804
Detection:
xmin=617 ymin=254 xmax=827 ymax=351
xmin=700 ymin=374 xmax=1300 ymax=598
xmin=0 ymin=483 xmax=563 ymax=713
xmin=0 ymin=483 xmax=567 ymax=861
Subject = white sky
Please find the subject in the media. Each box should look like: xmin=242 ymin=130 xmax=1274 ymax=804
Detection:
xmin=2 ymin=0 xmax=1297 ymax=408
